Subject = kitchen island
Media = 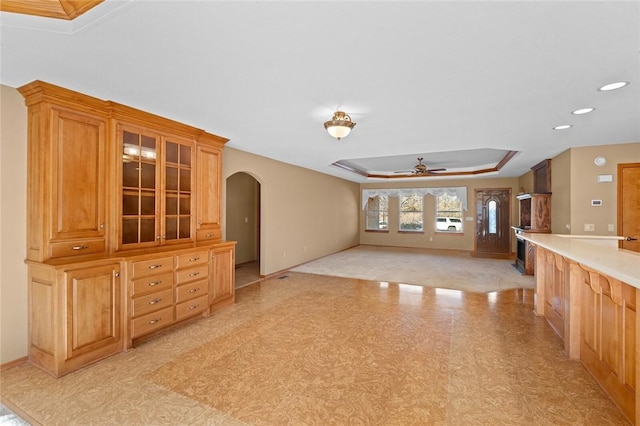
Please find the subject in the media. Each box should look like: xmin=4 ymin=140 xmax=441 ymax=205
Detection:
xmin=520 ymin=233 xmax=640 ymax=424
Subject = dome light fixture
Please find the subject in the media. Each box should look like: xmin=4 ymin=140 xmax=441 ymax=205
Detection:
xmin=324 ymin=111 xmax=356 ymax=140
xmin=572 ymin=107 xmax=595 ymax=115
xmin=598 ymin=81 xmax=629 ymax=91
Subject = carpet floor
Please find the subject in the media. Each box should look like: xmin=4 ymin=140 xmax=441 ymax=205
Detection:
xmin=291 ymin=245 xmax=534 ymax=293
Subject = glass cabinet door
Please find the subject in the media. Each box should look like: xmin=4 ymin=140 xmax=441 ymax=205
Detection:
xmin=121 ymin=129 xmax=159 ymax=246
xmin=163 ymin=139 xmax=193 ymax=242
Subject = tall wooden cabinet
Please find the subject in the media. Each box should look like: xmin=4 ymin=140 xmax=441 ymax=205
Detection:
xmin=20 ymin=81 xmax=235 ymax=377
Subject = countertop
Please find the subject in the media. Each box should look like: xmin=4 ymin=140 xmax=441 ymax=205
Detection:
xmin=519 ymin=233 xmax=640 ymax=288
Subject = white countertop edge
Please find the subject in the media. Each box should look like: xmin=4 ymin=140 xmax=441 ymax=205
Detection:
xmin=519 ymin=233 xmax=640 ymax=288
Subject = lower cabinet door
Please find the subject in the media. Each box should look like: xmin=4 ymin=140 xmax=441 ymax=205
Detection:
xmin=65 ymin=263 xmax=122 ymax=360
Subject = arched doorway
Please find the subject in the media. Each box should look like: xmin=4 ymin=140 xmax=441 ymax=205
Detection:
xmin=226 ymin=172 xmax=261 ymax=288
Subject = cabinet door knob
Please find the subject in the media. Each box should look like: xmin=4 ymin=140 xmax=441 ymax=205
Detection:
xmin=115 ymin=272 xmax=120 ymax=277
xmin=99 ymin=223 xmax=105 ymax=229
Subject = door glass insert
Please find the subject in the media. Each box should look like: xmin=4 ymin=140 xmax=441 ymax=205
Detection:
xmin=121 ymin=130 xmax=157 ymax=245
xmin=488 ymin=200 xmax=497 ymax=234
xmin=164 ymin=140 xmax=192 ymax=242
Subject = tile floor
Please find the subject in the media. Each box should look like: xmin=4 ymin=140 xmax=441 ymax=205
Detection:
xmin=0 ymin=272 xmax=630 ymax=425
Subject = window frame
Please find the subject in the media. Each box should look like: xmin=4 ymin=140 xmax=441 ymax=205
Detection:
xmin=364 ymin=194 xmax=389 ymax=231
xmin=435 ymin=193 xmax=464 ymax=234
xmin=399 ymin=194 xmax=424 ymax=232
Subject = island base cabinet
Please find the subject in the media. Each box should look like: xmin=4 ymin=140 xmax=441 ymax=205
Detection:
xmin=28 ymin=261 xmax=123 ymax=377
xmin=580 ymin=268 xmax=636 ymax=424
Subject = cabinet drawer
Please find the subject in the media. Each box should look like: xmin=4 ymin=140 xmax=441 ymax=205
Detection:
xmin=196 ymin=228 xmax=221 ymax=242
xmin=175 ymin=250 xmax=209 ymax=269
xmin=176 ymin=279 xmax=208 ymax=303
xmin=132 ymin=272 xmax=174 ymax=296
xmin=176 ymin=264 xmax=209 ymax=285
xmin=131 ymin=257 xmax=173 ymax=278
xmin=131 ymin=288 xmax=173 ymax=318
xmin=49 ymin=239 xmax=105 ymax=258
xmin=176 ymin=295 xmax=208 ymax=321
xmin=131 ymin=306 xmax=174 ymax=339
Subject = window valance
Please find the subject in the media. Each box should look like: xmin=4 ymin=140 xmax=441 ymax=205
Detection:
xmin=362 ymin=187 xmax=467 ymax=211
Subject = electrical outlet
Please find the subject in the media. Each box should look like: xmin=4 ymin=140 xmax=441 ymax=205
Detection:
xmin=584 ymin=224 xmax=595 ymax=232
xmin=608 ymin=224 xmax=615 ymax=232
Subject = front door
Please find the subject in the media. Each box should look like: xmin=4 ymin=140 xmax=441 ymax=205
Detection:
xmin=618 ymin=163 xmax=640 ymax=252
xmin=475 ymin=188 xmax=511 ymax=257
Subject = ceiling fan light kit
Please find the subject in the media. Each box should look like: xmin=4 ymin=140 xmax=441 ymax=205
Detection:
xmin=324 ymin=111 xmax=356 ymax=140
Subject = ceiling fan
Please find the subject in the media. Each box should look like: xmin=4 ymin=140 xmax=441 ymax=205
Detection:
xmin=394 ymin=157 xmax=447 ymax=176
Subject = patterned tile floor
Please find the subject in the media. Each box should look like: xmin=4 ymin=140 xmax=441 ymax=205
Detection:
xmin=0 ymin=272 xmax=630 ymax=425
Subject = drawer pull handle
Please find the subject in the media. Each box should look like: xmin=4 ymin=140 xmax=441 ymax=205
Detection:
xmin=71 ymin=245 xmax=89 ymax=250
xmin=148 ymin=281 xmax=162 ymax=287
xmin=188 ymin=288 xmax=200 ymax=293
xmin=189 ymin=257 xmax=200 ymax=262
xmin=148 ymin=298 xmax=161 ymax=305
xmin=206 ymin=233 xmax=213 ymax=237
xmin=148 ymin=318 xmax=161 ymax=325
xmin=189 ymin=304 xmax=200 ymax=310
xmin=148 ymin=264 xmax=162 ymax=269
xmin=189 ymin=272 xmax=200 ymax=277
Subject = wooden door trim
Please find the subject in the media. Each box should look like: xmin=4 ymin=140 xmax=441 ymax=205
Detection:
xmin=473 ymin=187 xmax=513 ymax=258
xmin=617 ymin=162 xmax=640 ymax=250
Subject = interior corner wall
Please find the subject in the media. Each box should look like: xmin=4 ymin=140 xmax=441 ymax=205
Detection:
xmin=551 ymin=148 xmax=571 ymax=234
xmin=0 ymin=85 xmax=28 ymax=363
xmin=569 ymin=142 xmax=640 ymax=236
xmin=518 ymin=170 xmax=533 ymax=194
xmin=222 ymin=147 xmax=360 ymax=276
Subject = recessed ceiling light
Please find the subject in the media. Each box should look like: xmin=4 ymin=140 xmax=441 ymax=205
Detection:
xmin=572 ymin=108 xmax=595 ymax=115
xmin=598 ymin=81 xmax=629 ymax=91
xmin=553 ymin=125 xmax=572 ymax=130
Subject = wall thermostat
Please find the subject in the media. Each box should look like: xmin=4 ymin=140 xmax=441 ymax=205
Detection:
xmin=591 ymin=199 xmax=602 ymax=206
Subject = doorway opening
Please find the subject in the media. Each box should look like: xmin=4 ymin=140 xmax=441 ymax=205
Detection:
xmin=226 ymin=172 xmax=261 ymax=288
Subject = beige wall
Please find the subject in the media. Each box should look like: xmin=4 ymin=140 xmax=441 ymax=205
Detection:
xmin=0 ymin=85 xmax=28 ymax=363
xmin=359 ymin=177 xmax=521 ymax=252
xmin=551 ymin=149 xmax=572 ymax=234
xmin=567 ymin=142 xmax=640 ymax=235
xmin=223 ymin=148 xmax=360 ymax=276
xmin=227 ymin=172 xmax=259 ymax=264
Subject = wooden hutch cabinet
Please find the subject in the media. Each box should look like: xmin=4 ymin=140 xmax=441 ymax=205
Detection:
xmin=514 ymin=159 xmax=552 ymax=275
xmin=19 ymin=81 xmax=235 ymax=377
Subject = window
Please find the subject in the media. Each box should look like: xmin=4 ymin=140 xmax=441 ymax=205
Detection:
xmin=435 ymin=194 xmax=463 ymax=232
xmin=365 ymin=195 xmax=388 ymax=230
xmin=488 ymin=200 xmax=497 ymax=234
xmin=399 ymin=195 xmax=423 ymax=231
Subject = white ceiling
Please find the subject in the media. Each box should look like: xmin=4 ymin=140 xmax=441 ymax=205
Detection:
xmin=1 ymin=0 xmax=639 ymax=183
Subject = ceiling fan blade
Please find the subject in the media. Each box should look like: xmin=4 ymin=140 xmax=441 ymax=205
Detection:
xmin=427 ymin=168 xmax=447 ymax=172
xmin=393 ymin=170 xmax=413 ymax=174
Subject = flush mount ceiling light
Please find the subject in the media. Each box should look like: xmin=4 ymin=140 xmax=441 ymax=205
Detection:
xmin=598 ymin=81 xmax=629 ymax=91
xmin=572 ymin=107 xmax=595 ymax=115
xmin=324 ymin=111 xmax=356 ymax=140
xmin=553 ymin=125 xmax=572 ymax=130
